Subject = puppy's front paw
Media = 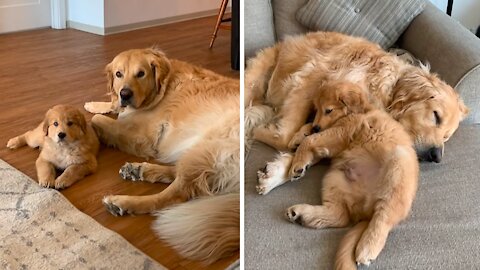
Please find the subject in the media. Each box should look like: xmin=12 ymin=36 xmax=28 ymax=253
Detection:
xmin=119 ymin=162 xmax=143 ymax=181
xmin=6 ymin=137 xmax=22 ymax=149
xmin=102 ymin=196 xmax=127 ymax=216
xmin=38 ymin=179 xmax=55 ymax=189
xmin=54 ymin=179 xmax=70 ymax=190
xmin=289 ymin=162 xmax=309 ymax=180
xmin=355 ymin=235 xmax=383 ymax=266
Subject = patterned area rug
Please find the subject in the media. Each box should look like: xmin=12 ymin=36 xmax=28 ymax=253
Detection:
xmin=0 ymin=159 xmax=166 ymax=270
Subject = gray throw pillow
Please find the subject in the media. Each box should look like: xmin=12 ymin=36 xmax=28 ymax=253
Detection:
xmin=296 ymin=0 xmax=426 ymax=48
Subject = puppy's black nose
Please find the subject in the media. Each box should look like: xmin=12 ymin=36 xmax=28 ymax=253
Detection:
xmin=120 ymin=88 xmax=133 ymax=100
xmin=428 ymin=147 xmax=442 ymax=163
xmin=58 ymin=132 xmax=66 ymax=139
xmin=311 ymin=125 xmax=321 ymax=133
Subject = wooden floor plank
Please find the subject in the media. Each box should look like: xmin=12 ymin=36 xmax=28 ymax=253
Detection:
xmin=0 ymin=15 xmax=238 ymax=270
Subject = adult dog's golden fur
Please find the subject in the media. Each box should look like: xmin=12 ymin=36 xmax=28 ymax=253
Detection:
xmin=245 ymin=31 xmax=468 ymax=162
xmin=84 ymin=48 xmax=240 ymax=263
xmin=7 ymin=105 xmax=99 ymax=189
xmin=285 ymin=81 xmax=419 ymax=269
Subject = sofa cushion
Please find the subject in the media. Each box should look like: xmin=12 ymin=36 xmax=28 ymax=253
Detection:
xmin=245 ymin=0 xmax=277 ymax=59
xmin=271 ymin=0 xmax=309 ymax=41
xmin=245 ymin=124 xmax=480 ymax=269
xmin=296 ymin=0 xmax=426 ymax=48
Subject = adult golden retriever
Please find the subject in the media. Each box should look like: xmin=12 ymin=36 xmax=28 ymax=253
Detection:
xmin=84 ymin=48 xmax=239 ymax=263
xmin=245 ymin=32 xmax=468 ymax=162
xmin=284 ymin=81 xmax=418 ymax=269
xmin=7 ymin=105 xmax=99 ymax=189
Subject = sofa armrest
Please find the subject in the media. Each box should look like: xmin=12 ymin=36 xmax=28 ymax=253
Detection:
xmin=245 ymin=0 xmax=276 ymax=59
xmin=399 ymin=2 xmax=480 ymax=88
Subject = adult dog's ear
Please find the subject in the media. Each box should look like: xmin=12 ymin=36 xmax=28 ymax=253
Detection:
xmin=42 ymin=110 xmax=52 ymax=136
xmin=146 ymin=47 xmax=171 ymax=96
xmin=338 ymin=90 xmax=368 ymax=113
xmin=104 ymin=62 xmax=120 ymax=112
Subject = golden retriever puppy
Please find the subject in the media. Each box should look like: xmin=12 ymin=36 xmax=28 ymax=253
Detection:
xmin=284 ymin=81 xmax=419 ymax=269
xmin=84 ymin=48 xmax=239 ymax=263
xmin=245 ymin=32 xmax=468 ymax=162
xmin=7 ymin=105 xmax=99 ymax=189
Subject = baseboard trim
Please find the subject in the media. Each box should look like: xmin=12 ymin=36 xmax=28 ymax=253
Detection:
xmin=104 ymin=8 xmax=228 ymax=35
xmin=67 ymin=21 xmax=104 ymax=35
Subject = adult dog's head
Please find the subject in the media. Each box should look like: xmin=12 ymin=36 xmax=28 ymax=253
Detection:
xmin=105 ymin=48 xmax=171 ymax=109
xmin=388 ymin=66 xmax=469 ymax=163
xmin=43 ymin=105 xmax=87 ymax=144
xmin=311 ymin=81 xmax=371 ymax=132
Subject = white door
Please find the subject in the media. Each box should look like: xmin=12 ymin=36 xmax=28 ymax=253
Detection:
xmin=0 ymin=0 xmax=51 ymax=34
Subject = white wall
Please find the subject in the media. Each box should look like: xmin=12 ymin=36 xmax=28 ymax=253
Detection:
xmin=66 ymin=0 xmax=104 ymax=28
xmin=104 ymin=0 xmax=221 ymax=28
xmin=430 ymin=0 xmax=480 ymax=33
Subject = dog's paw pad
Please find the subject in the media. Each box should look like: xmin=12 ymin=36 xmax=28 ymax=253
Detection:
xmin=285 ymin=207 xmax=303 ymax=225
xmin=102 ymin=197 xmax=125 ymax=216
xmin=119 ymin=162 xmax=142 ymax=181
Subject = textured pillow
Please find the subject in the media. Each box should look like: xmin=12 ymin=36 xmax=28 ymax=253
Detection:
xmin=296 ymin=0 xmax=426 ymax=48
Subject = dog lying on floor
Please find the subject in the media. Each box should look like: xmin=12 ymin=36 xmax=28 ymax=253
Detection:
xmin=284 ymin=81 xmax=419 ymax=269
xmin=7 ymin=105 xmax=99 ymax=189
xmin=84 ymin=47 xmax=239 ymax=263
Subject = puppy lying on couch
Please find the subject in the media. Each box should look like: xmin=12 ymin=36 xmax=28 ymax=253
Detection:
xmin=284 ymin=81 xmax=419 ymax=269
xmin=7 ymin=105 xmax=99 ymax=189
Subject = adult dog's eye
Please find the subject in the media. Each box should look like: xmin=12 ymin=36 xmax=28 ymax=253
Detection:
xmin=67 ymin=121 xmax=73 ymax=126
xmin=325 ymin=108 xmax=333 ymax=115
xmin=137 ymin=71 xmax=145 ymax=78
xmin=53 ymin=121 xmax=58 ymax=127
xmin=434 ymin=111 xmax=442 ymax=126
xmin=115 ymin=71 xmax=123 ymax=78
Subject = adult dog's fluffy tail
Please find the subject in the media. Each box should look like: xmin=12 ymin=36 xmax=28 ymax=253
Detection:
xmin=152 ymin=193 xmax=239 ymax=264
xmin=334 ymin=221 xmax=369 ymax=270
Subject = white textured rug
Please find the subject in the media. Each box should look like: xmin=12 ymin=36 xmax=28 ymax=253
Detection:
xmin=0 ymin=159 xmax=166 ymax=270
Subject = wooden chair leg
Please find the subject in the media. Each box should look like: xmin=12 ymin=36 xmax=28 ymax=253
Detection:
xmin=209 ymin=0 xmax=229 ymax=49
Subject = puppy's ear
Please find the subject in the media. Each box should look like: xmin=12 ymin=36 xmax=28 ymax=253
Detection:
xmin=42 ymin=110 xmax=51 ymax=136
xmin=73 ymin=110 xmax=87 ymax=134
xmin=458 ymin=98 xmax=469 ymax=121
xmin=339 ymin=90 xmax=367 ymax=113
xmin=105 ymin=62 xmax=119 ymax=110
xmin=146 ymin=48 xmax=171 ymax=96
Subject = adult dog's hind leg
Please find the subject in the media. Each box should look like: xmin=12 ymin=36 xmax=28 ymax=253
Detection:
xmin=119 ymin=162 xmax=175 ymax=183
xmin=103 ymin=139 xmax=239 ymax=216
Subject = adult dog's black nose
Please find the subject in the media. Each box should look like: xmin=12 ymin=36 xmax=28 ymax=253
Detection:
xmin=428 ymin=147 xmax=442 ymax=163
xmin=58 ymin=132 xmax=66 ymax=140
xmin=120 ymin=88 xmax=133 ymax=100
xmin=311 ymin=125 xmax=321 ymax=133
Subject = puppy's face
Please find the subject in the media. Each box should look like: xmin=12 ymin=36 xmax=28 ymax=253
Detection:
xmin=43 ymin=105 xmax=87 ymax=144
xmin=106 ymin=48 xmax=171 ymax=109
xmin=389 ymin=72 xmax=468 ymax=163
xmin=312 ymin=81 xmax=369 ymax=132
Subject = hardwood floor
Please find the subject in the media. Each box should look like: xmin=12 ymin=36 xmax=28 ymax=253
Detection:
xmin=0 ymin=16 xmax=238 ymax=270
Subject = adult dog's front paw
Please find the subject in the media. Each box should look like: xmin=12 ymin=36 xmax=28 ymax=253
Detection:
xmin=102 ymin=195 xmax=128 ymax=216
xmin=84 ymin=102 xmax=113 ymax=114
xmin=119 ymin=162 xmax=144 ymax=181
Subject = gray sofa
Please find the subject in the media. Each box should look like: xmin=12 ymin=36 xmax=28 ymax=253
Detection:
xmin=245 ymin=1 xmax=480 ymax=269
